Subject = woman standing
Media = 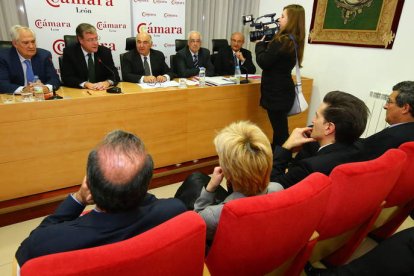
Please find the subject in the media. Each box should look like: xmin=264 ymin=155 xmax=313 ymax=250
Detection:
xmin=255 ymin=4 xmax=305 ymax=149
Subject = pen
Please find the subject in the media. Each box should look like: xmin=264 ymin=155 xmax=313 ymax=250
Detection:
xmin=86 ymin=91 xmax=92 ymax=95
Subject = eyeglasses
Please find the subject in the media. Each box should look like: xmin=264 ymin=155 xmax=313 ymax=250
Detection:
xmin=386 ymin=97 xmax=396 ymax=104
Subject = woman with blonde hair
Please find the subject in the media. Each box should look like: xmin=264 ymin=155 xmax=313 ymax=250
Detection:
xmin=175 ymin=121 xmax=283 ymax=242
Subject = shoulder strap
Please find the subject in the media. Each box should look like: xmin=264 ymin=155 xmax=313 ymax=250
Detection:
xmin=288 ymin=34 xmax=301 ymax=88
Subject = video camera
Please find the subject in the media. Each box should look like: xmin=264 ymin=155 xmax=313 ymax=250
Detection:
xmin=242 ymin=13 xmax=279 ymax=42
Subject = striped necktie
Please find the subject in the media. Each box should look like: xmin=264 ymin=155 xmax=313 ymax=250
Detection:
xmin=193 ymin=54 xmax=199 ymax=68
xmin=143 ymin=56 xmax=151 ymax=76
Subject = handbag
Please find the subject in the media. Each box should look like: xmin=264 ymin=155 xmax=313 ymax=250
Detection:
xmin=287 ymin=34 xmax=308 ymax=116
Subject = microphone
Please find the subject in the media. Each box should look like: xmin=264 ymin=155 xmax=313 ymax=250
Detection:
xmin=46 ymin=56 xmax=63 ymax=100
xmin=239 ymin=65 xmax=249 ymax=84
xmin=97 ymin=58 xmax=122 ymax=93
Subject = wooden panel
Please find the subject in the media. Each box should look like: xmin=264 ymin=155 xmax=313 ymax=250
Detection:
xmin=0 ymin=78 xmax=312 ymax=201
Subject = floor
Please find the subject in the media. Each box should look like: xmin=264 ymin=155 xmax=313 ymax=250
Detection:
xmin=1 ymin=182 xmax=413 ymax=275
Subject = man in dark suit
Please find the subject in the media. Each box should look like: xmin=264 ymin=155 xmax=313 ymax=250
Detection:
xmin=15 ymin=130 xmax=186 ymax=267
xmin=176 ymin=31 xmax=214 ymax=78
xmin=214 ymin=32 xmax=256 ymax=76
xmin=61 ymin=23 xmax=120 ymax=90
xmin=356 ymin=81 xmax=414 ymax=160
xmin=121 ymin=32 xmax=173 ymax=83
xmin=271 ymin=91 xmax=369 ymax=189
xmin=0 ymin=25 xmax=60 ymax=95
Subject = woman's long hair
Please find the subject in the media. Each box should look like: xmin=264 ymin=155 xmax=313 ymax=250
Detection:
xmin=272 ymin=4 xmax=305 ymax=66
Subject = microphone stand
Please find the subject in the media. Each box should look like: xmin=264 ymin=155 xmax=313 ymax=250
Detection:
xmin=98 ymin=58 xmax=122 ymax=93
xmin=47 ymin=85 xmax=63 ymax=100
xmin=240 ymin=65 xmax=249 ymax=84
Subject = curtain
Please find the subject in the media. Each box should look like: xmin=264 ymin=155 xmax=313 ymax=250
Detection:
xmin=185 ymin=0 xmax=260 ymax=51
xmin=0 ymin=0 xmax=28 ymax=40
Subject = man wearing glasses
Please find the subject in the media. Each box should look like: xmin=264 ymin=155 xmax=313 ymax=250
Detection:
xmin=61 ymin=23 xmax=120 ymax=90
xmin=175 ymin=31 xmax=214 ymax=78
xmin=357 ymin=81 xmax=414 ymax=160
xmin=270 ymin=91 xmax=369 ymax=189
xmin=121 ymin=32 xmax=173 ymax=84
xmin=214 ymin=32 xmax=256 ymax=76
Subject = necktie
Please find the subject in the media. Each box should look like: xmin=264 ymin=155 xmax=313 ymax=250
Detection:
xmin=193 ymin=54 xmax=199 ymax=68
xmin=87 ymin=53 xmax=95 ymax=83
xmin=234 ymin=54 xmax=239 ymax=67
xmin=24 ymin=59 xmax=34 ymax=84
xmin=143 ymin=56 xmax=151 ymax=76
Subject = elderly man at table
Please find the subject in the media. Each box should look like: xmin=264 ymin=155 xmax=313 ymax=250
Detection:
xmin=175 ymin=31 xmax=214 ymax=78
xmin=121 ymin=32 xmax=173 ymax=83
xmin=214 ymin=32 xmax=256 ymax=76
xmin=15 ymin=129 xmax=186 ymax=268
xmin=0 ymin=25 xmax=60 ymax=95
xmin=61 ymin=23 xmax=120 ymax=90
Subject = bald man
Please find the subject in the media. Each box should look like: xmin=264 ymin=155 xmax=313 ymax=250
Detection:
xmin=16 ymin=130 xmax=186 ymax=267
xmin=214 ymin=32 xmax=256 ymax=76
xmin=121 ymin=32 xmax=173 ymax=83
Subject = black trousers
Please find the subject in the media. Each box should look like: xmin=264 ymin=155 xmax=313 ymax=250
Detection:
xmin=174 ymin=172 xmax=229 ymax=210
xmin=266 ymin=109 xmax=289 ymax=149
xmin=336 ymin=227 xmax=414 ymax=275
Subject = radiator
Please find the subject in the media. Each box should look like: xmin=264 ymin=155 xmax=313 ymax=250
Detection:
xmin=362 ymin=91 xmax=389 ymax=138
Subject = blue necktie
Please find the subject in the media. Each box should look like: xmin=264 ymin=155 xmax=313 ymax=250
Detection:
xmin=24 ymin=59 xmax=34 ymax=83
xmin=193 ymin=54 xmax=199 ymax=68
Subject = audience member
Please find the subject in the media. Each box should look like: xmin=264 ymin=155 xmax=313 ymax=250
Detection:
xmin=15 ymin=130 xmax=186 ymax=267
xmin=0 ymin=25 xmax=60 ymax=95
xmin=356 ymin=81 xmax=414 ymax=160
xmin=306 ymin=227 xmax=414 ymax=276
xmin=175 ymin=31 xmax=214 ymax=78
xmin=61 ymin=23 xmax=120 ymax=90
xmin=121 ymin=32 xmax=173 ymax=83
xmin=175 ymin=121 xmax=283 ymax=242
xmin=214 ymin=32 xmax=256 ymax=76
xmin=271 ymin=91 xmax=369 ymax=189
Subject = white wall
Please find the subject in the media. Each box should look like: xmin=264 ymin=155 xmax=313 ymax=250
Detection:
xmin=258 ymin=0 xmax=414 ymax=124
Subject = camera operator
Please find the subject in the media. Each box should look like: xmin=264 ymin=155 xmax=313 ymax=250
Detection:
xmin=254 ymin=4 xmax=305 ymax=150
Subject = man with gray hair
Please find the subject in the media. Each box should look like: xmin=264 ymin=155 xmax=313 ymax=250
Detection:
xmin=61 ymin=23 xmax=120 ymax=90
xmin=357 ymin=81 xmax=414 ymax=160
xmin=16 ymin=130 xmax=186 ymax=267
xmin=175 ymin=30 xmax=214 ymax=78
xmin=0 ymin=25 xmax=60 ymax=94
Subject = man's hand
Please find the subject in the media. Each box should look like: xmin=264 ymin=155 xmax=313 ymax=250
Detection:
xmin=73 ymin=177 xmax=94 ymax=205
xmin=282 ymin=127 xmax=316 ymax=152
xmin=84 ymin=81 xmax=110 ymax=90
xmin=143 ymin=76 xmax=157 ymax=83
xmin=156 ymin=75 xmax=167 ymax=83
xmin=235 ymin=51 xmax=245 ymax=63
xmin=206 ymin=166 xmax=224 ymax=193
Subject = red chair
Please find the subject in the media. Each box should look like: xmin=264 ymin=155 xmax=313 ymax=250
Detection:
xmin=310 ymin=148 xmax=406 ymax=266
xmin=370 ymin=142 xmax=414 ymax=239
xmin=20 ymin=211 xmax=206 ymax=276
xmin=205 ymin=173 xmax=332 ymax=276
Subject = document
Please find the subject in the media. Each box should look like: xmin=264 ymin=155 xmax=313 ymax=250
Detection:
xmin=138 ymin=81 xmax=180 ymax=89
xmin=204 ymin=77 xmax=236 ymax=86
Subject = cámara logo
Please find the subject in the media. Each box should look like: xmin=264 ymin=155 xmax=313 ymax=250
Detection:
xmin=53 ymin=39 xmax=65 ymax=55
xmin=142 ymin=12 xmax=157 ymax=17
xmin=46 ymin=0 xmax=114 ymax=8
xmin=137 ymin=22 xmax=183 ymax=34
xmin=164 ymin=13 xmax=178 ymax=18
xmin=35 ymin=19 xmax=71 ymax=29
xmin=96 ymin=21 xmax=127 ymax=30
xmin=171 ymin=0 xmax=184 ymax=5
xmin=153 ymin=0 xmax=167 ymax=3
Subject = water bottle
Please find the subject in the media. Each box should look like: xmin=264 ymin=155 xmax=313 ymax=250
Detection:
xmin=234 ymin=65 xmax=241 ymax=85
xmin=33 ymin=75 xmax=45 ymax=101
xmin=198 ymin=67 xmax=206 ymax=87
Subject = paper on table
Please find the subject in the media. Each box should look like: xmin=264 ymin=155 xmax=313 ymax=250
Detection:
xmin=138 ymin=80 xmax=180 ymax=89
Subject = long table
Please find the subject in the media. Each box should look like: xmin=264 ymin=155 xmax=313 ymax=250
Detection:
xmin=0 ymin=78 xmax=312 ymax=201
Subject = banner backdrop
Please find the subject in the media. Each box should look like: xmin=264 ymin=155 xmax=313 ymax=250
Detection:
xmin=131 ymin=0 xmax=186 ymax=65
xmin=24 ymin=0 xmax=132 ymax=75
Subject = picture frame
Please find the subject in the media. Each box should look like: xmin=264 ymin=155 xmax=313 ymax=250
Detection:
xmin=308 ymin=0 xmax=405 ymax=49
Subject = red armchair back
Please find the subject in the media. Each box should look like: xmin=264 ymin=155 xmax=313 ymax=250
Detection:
xmin=312 ymin=148 xmax=406 ymax=265
xmin=205 ymin=173 xmax=332 ymax=276
xmin=371 ymin=142 xmax=414 ymax=239
xmin=21 ymin=211 xmax=206 ymax=276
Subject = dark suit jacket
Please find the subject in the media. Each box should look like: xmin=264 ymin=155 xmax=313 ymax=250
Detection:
xmin=61 ymin=43 xmax=120 ymax=88
xmin=356 ymin=122 xmax=414 ymax=161
xmin=271 ymin=143 xmax=362 ymax=189
xmin=175 ymin=46 xmax=214 ymax=78
xmin=214 ymin=46 xmax=256 ymax=76
xmin=255 ymin=40 xmax=295 ymax=111
xmin=121 ymin=48 xmax=173 ymax=83
xmin=15 ymin=193 xmax=186 ymax=266
xmin=0 ymin=47 xmax=60 ymax=93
